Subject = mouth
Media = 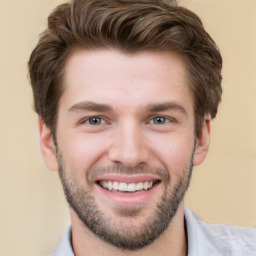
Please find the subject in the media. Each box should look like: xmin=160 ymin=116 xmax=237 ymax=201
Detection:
xmin=94 ymin=174 xmax=162 ymax=205
xmin=97 ymin=180 xmax=160 ymax=193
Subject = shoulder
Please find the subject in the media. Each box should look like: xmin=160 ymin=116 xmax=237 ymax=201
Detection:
xmin=48 ymin=225 xmax=74 ymax=256
xmin=184 ymin=207 xmax=256 ymax=256
xmin=199 ymin=220 xmax=256 ymax=254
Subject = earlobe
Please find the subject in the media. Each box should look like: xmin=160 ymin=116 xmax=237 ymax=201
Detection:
xmin=193 ymin=115 xmax=211 ymax=166
xmin=39 ymin=118 xmax=58 ymax=171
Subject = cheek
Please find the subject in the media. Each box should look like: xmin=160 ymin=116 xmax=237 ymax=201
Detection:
xmin=148 ymin=132 xmax=194 ymax=175
xmin=57 ymin=132 xmax=108 ymax=173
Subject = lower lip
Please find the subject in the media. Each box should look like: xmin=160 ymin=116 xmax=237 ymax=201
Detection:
xmin=96 ymin=183 xmax=161 ymax=205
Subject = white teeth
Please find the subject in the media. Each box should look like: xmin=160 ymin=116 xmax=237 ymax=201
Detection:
xmin=113 ymin=181 xmax=119 ymax=190
xmin=119 ymin=182 xmax=127 ymax=191
xmin=127 ymin=183 xmax=136 ymax=192
xmin=99 ymin=180 xmax=156 ymax=192
xmin=101 ymin=181 xmax=108 ymax=189
xmin=143 ymin=181 xmax=149 ymax=190
xmin=136 ymin=182 xmax=144 ymax=191
xmin=107 ymin=181 xmax=113 ymax=191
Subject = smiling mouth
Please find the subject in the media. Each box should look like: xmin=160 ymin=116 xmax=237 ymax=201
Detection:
xmin=97 ymin=180 xmax=160 ymax=193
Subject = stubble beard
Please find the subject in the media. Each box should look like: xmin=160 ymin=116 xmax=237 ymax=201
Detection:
xmin=57 ymin=152 xmax=194 ymax=250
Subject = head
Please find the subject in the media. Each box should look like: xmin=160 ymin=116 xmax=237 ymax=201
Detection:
xmin=29 ymin=0 xmax=222 ymax=139
xmin=28 ymin=0 xmax=222 ymax=251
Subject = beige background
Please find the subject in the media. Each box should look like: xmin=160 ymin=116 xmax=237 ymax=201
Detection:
xmin=0 ymin=0 xmax=255 ymax=255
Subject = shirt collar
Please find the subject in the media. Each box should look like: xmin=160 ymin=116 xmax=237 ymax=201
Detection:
xmin=54 ymin=225 xmax=74 ymax=256
xmin=184 ymin=207 xmax=220 ymax=256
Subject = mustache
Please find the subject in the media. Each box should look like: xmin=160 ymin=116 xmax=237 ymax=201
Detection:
xmin=87 ymin=163 xmax=170 ymax=184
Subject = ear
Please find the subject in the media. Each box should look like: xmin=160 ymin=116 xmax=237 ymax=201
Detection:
xmin=39 ymin=117 xmax=58 ymax=171
xmin=193 ymin=115 xmax=211 ymax=166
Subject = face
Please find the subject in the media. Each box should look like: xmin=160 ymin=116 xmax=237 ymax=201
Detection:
xmin=40 ymin=49 xmax=210 ymax=250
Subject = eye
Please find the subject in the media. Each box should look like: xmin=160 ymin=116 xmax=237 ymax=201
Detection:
xmin=149 ymin=116 xmax=171 ymax=125
xmin=82 ymin=116 xmax=106 ymax=125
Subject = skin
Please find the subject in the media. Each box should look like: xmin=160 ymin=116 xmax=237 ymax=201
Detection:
xmin=39 ymin=49 xmax=210 ymax=256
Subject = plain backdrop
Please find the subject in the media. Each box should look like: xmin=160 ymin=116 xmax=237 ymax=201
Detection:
xmin=0 ymin=0 xmax=255 ymax=255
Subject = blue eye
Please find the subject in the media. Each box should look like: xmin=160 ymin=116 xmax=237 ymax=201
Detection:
xmin=150 ymin=116 xmax=170 ymax=125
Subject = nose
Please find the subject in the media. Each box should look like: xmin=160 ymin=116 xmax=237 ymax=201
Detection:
xmin=108 ymin=122 xmax=149 ymax=168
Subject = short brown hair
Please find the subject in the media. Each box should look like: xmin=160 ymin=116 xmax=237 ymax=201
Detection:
xmin=28 ymin=0 xmax=222 ymax=137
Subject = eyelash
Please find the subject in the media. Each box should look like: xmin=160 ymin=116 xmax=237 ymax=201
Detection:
xmin=79 ymin=116 xmax=108 ymax=125
xmin=148 ymin=115 xmax=174 ymax=125
xmin=79 ymin=115 xmax=175 ymax=126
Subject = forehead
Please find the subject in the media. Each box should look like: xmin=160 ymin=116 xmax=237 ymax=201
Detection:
xmin=61 ymin=49 xmax=193 ymax=114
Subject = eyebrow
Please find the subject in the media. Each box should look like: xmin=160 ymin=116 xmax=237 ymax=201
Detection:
xmin=145 ymin=102 xmax=188 ymax=117
xmin=68 ymin=100 xmax=188 ymax=117
xmin=69 ymin=101 xmax=113 ymax=113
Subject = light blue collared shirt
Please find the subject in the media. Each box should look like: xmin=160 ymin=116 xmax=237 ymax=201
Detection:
xmin=50 ymin=207 xmax=256 ymax=256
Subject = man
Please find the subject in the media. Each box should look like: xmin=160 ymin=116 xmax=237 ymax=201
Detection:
xmin=28 ymin=0 xmax=256 ymax=255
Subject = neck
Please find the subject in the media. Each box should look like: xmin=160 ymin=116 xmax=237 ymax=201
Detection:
xmin=70 ymin=204 xmax=187 ymax=256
